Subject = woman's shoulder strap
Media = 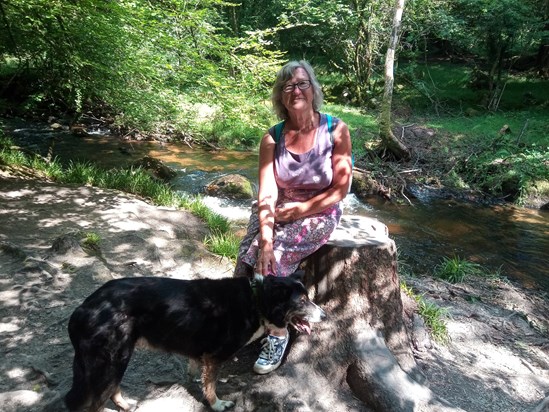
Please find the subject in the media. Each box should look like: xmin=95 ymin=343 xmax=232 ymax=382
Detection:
xmin=271 ymin=115 xmax=337 ymax=144
xmin=325 ymin=113 xmax=339 ymax=143
xmin=270 ymin=121 xmax=285 ymax=144
xmin=326 ymin=113 xmax=333 ymax=134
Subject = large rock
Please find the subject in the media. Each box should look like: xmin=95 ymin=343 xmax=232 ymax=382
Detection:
xmin=351 ymin=169 xmax=391 ymax=200
xmin=205 ymin=173 xmax=254 ymax=200
xmin=132 ymin=156 xmax=177 ymax=181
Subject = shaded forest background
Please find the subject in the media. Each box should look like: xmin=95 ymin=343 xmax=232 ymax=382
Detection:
xmin=0 ymin=0 xmax=548 ymax=203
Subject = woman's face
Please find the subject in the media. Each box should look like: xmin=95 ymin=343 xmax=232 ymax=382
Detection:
xmin=281 ymin=67 xmax=314 ymax=114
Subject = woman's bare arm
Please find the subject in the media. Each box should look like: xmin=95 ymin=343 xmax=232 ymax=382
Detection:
xmin=256 ymin=132 xmax=278 ymax=275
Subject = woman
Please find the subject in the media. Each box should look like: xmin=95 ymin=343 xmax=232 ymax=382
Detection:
xmin=234 ymin=60 xmax=352 ymax=374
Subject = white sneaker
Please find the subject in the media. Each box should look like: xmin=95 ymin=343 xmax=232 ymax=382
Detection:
xmin=253 ymin=332 xmax=289 ymax=374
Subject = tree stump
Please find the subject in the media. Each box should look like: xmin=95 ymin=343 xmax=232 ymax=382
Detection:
xmin=291 ymin=215 xmax=464 ymax=412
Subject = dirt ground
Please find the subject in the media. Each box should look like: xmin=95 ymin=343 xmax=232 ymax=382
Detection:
xmin=0 ymin=171 xmax=548 ymax=412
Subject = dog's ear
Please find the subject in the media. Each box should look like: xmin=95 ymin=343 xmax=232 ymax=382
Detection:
xmin=289 ymin=270 xmax=305 ymax=283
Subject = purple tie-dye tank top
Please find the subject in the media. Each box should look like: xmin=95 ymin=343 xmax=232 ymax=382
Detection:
xmin=270 ymin=113 xmax=339 ymax=202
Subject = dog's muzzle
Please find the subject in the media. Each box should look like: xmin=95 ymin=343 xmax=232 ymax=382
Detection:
xmin=290 ymin=302 xmax=326 ymax=335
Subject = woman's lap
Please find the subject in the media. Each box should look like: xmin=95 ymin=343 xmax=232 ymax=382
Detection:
xmin=237 ymin=202 xmax=341 ymax=277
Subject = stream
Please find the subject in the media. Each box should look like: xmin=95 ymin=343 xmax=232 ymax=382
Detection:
xmin=6 ymin=122 xmax=549 ymax=292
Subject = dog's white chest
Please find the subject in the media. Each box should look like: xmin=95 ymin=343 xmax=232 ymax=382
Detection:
xmin=246 ymin=325 xmax=266 ymax=345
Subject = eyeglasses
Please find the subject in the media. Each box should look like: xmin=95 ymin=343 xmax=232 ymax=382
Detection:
xmin=282 ymin=80 xmax=311 ymax=93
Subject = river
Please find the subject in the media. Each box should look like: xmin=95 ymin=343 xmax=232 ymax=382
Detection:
xmin=6 ymin=123 xmax=549 ymax=291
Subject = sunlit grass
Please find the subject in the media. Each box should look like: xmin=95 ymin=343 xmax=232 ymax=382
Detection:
xmin=178 ymin=195 xmax=232 ymax=235
xmin=426 ymin=111 xmax=549 ymax=147
xmin=397 ymin=61 xmax=549 ymax=112
xmin=0 ymin=136 xmax=236 ymax=256
xmin=434 ymin=255 xmax=484 ymax=283
xmin=324 ymin=103 xmax=379 ymax=158
xmin=204 ymin=232 xmax=241 ymax=261
xmin=81 ymin=231 xmax=101 ymax=252
xmin=417 ymin=299 xmax=450 ymax=344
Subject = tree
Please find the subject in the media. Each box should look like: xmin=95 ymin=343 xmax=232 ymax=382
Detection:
xmin=424 ymin=0 xmax=544 ymax=109
xmin=537 ymin=0 xmax=549 ymax=78
xmin=379 ymin=0 xmax=410 ymax=160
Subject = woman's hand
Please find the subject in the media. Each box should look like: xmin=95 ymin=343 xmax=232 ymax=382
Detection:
xmin=275 ymin=202 xmax=304 ymax=223
xmin=256 ymin=241 xmax=276 ymax=276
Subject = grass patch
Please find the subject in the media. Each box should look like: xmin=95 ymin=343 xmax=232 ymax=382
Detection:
xmin=397 ymin=63 xmax=548 ymax=206
xmin=401 ymin=280 xmax=449 ymax=344
xmin=81 ymin=231 xmax=101 ymax=253
xmin=324 ymin=103 xmax=379 ymax=159
xmin=417 ymin=299 xmax=450 ymax=344
xmin=0 ymin=135 xmax=236 ymax=256
xmin=434 ymin=255 xmax=484 ymax=283
xmin=426 ymin=110 xmax=549 ymax=147
xmin=177 ymin=195 xmax=232 ymax=235
xmin=411 ymin=109 xmax=549 ymax=203
xmin=397 ymin=61 xmax=549 ymax=113
xmin=204 ymin=232 xmax=241 ymax=262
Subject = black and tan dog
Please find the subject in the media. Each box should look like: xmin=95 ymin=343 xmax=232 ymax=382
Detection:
xmin=65 ymin=272 xmax=325 ymax=411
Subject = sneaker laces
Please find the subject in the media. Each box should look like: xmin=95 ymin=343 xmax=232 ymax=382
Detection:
xmin=258 ymin=335 xmax=285 ymax=361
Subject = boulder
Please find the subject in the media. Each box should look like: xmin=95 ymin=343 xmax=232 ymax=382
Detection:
xmin=132 ymin=156 xmax=177 ymax=182
xmin=205 ymin=173 xmax=254 ymax=200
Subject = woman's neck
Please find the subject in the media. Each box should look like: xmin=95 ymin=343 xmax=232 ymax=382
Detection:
xmin=286 ymin=110 xmax=318 ymax=132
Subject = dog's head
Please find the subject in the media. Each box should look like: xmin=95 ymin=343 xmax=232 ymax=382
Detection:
xmin=259 ymin=271 xmax=326 ymax=334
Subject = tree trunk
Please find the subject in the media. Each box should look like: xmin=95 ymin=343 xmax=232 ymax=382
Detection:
xmin=284 ymin=216 xmax=465 ymax=411
xmin=537 ymin=1 xmax=549 ymax=79
xmin=378 ymin=0 xmax=410 ymax=161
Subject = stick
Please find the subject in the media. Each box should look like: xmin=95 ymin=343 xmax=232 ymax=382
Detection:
xmin=517 ymin=119 xmax=528 ymax=145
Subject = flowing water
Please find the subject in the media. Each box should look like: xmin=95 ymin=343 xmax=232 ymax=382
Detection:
xmin=7 ymin=123 xmax=549 ymax=291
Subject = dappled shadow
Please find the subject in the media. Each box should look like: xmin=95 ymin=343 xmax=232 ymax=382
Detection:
xmin=291 ymin=213 xmax=549 ymax=411
xmin=0 ymin=176 xmax=234 ymax=411
xmin=405 ymin=271 xmax=549 ymax=412
xmin=1 ymin=176 xmax=547 ymax=411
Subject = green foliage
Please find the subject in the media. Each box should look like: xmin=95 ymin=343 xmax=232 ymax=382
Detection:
xmin=56 ymin=163 xmax=184 ymax=207
xmin=434 ymin=255 xmax=484 ymax=283
xmin=204 ymin=232 xmax=240 ymax=261
xmin=417 ymin=298 xmax=450 ymax=344
xmin=197 ymin=94 xmax=276 ymax=149
xmin=323 ymin=102 xmax=379 ymax=159
xmin=426 ymin=112 xmax=549 ymax=202
xmin=1 ymin=0 xmax=547 ymax=152
xmin=398 ymin=62 xmax=549 ymax=112
xmin=401 ymin=280 xmax=449 ymax=344
xmin=395 ymin=61 xmax=549 ymax=203
xmin=81 ymin=231 xmax=101 ymax=250
xmin=0 ymin=135 xmax=25 ymax=164
xmin=177 ymin=195 xmax=232 ymax=235
xmin=0 ymin=0 xmax=283 ymax=142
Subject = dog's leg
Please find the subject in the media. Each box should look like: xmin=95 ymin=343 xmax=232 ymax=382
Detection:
xmin=202 ymin=356 xmax=234 ymax=412
xmin=188 ymin=358 xmax=202 ymax=383
xmin=110 ymin=386 xmax=130 ymax=411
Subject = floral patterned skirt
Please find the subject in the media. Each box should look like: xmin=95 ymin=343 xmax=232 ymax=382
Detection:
xmin=235 ymin=201 xmax=342 ymax=277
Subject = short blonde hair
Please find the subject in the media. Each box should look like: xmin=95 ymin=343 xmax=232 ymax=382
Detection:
xmin=271 ymin=60 xmax=324 ymax=120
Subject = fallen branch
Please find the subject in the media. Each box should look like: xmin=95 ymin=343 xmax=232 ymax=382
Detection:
xmin=517 ymin=119 xmax=529 ymax=145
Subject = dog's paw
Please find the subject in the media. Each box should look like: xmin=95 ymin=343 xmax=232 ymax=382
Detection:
xmin=211 ymin=398 xmax=235 ymax=411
